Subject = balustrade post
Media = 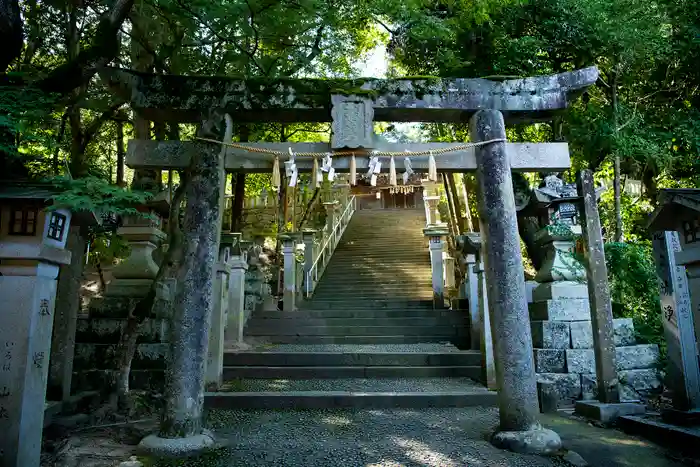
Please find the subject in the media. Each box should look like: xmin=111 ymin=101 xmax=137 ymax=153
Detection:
xmin=424 ymin=225 xmax=449 ymax=307
xmin=206 ymin=245 xmax=231 ymax=389
xmin=281 ymin=234 xmax=301 ymax=312
xmin=460 ymin=232 xmax=496 ymax=388
xmin=423 ymin=196 xmax=441 ymax=226
xmin=464 ymin=253 xmax=481 ymax=350
xmin=302 ymin=230 xmax=317 ymax=296
xmin=223 ymin=233 xmax=248 ymax=346
xmin=475 ymin=256 xmax=497 ymax=389
xmin=444 ymin=254 xmax=456 ymax=290
xmin=323 ymin=201 xmax=339 ymax=234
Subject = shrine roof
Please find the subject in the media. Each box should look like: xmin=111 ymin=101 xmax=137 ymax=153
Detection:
xmin=647 ymin=189 xmax=700 ymax=231
xmin=0 ymin=182 xmax=100 ymax=226
xmin=99 ymin=66 xmax=598 ymax=124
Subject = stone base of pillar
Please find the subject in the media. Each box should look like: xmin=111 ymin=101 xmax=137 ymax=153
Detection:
xmin=491 ymin=426 xmax=562 ymax=455
xmin=137 ymin=429 xmax=216 ymax=458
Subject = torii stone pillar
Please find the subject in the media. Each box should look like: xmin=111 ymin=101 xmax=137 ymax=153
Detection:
xmin=139 ymin=113 xmax=229 ymax=455
xmin=471 ymin=109 xmax=561 ymax=454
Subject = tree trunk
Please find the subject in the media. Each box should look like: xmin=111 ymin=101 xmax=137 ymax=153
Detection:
xmin=53 ymin=113 xmax=68 ymax=176
xmin=129 ymin=15 xmax=159 ymax=191
xmin=230 ymin=125 xmax=248 ymax=232
xmin=231 ymin=173 xmax=245 ymax=232
xmin=37 ymin=0 xmax=135 ymax=94
xmin=642 ymin=167 xmax=658 ymax=204
xmin=459 ymin=174 xmax=474 ymax=232
xmin=462 ymin=173 xmax=479 ymax=232
xmin=110 ymin=171 xmax=188 ymax=410
xmin=298 ymin=188 xmax=320 ymax=230
xmin=65 ymin=3 xmax=87 ymax=178
xmin=0 ymin=0 xmax=23 ymax=72
xmin=448 ymin=173 xmax=465 ymax=234
xmin=442 ymin=173 xmax=459 ymax=238
xmin=116 ymin=120 xmax=125 ymax=187
xmin=611 ymin=67 xmax=623 ymax=242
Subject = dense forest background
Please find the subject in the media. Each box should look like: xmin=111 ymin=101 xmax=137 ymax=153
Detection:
xmin=1 ymin=0 xmax=698 ymax=348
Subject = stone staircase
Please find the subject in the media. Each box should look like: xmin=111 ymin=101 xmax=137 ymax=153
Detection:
xmin=206 ymin=208 xmax=495 ymax=410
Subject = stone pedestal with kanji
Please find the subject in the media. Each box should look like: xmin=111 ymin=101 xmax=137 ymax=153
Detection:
xmin=0 ymin=192 xmax=80 ymax=467
xmin=648 ymin=189 xmax=700 ymax=415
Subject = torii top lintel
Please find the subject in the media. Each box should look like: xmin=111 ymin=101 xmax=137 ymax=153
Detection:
xmin=99 ymin=66 xmax=598 ymax=124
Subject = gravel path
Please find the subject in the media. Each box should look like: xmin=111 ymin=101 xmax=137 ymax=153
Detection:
xmin=219 ymin=377 xmax=487 ymax=393
xmin=167 ymin=407 xmax=567 ymax=467
xmin=250 ymin=343 xmax=462 ymax=353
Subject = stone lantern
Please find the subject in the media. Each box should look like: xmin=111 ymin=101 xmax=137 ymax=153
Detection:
xmin=531 ymin=175 xmax=586 ymax=284
xmin=0 ymin=184 xmax=97 ymax=467
xmin=648 ymin=189 xmax=700 ymax=416
xmin=104 ymin=191 xmax=170 ymax=298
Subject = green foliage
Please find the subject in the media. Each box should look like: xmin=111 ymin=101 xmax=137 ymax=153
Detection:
xmin=48 ymin=176 xmax=152 ymax=216
xmin=605 ymin=242 xmax=665 ymax=351
xmin=87 ymin=231 xmax=130 ymax=267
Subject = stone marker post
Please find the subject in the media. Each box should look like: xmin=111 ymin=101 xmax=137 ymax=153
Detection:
xmin=140 ymin=114 xmax=229 ymax=455
xmin=206 ymin=245 xmax=231 ymax=390
xmin=224 ymin=235 xmax=249 ymax=347
xmin=0 ymin=208 xmax=73 ymax=467
xmin=652 ymin=230 xmax=700 ymax=410
xmin=281 ymin=234 xmax=299 ymax=312
xmin=471 ymin=109 xmax=560 ymax=454
xmin=302 ymin=230 xmax=317 ymax=295
xmin=424 ymin=225 xmax=449 ymax=308
xmin=323 ymin=201 xmax=339 ymax=235
xmin=576 ymin=169 xmax=620 ymax=404
xmin=464 ymin=253 xmax=481 ymax=349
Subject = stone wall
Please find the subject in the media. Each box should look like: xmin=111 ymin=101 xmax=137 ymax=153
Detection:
xmin=530 ymin=282 xmax=662 ymax=405
xmin=73 ymin=297 xmax=170 ymax=393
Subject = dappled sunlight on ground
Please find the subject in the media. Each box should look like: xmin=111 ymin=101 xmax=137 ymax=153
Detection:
xmin=202 ymin=407 xmax=564 ymax=467
xmin=599 ymin=437 xmax=650 ymax=447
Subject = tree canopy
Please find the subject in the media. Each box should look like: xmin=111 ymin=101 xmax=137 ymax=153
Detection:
xmin=0 ymin=0 xmax=697 ymax=237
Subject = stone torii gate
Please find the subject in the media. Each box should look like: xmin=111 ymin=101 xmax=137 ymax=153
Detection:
xmin=101 ymin=66 xmax=598 ymax=455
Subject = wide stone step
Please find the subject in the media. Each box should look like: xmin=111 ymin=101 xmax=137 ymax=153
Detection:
xmin=309 ymin=293 xmax=435 ymax=301
xmin=254 ymin=308 xmax=446 ymax=319
xmin=222 ymin=365 xmax=481 ymax=379
xmin=319 ymin=278 xmax=431 ymax=284
xmin=245 ymin=325 xmax=457 ymax=337
xmin=224 ymin=349 xmax=481 ymax=367
xmin=314 ymin=286 xmax=433 ymax=297
xmin=329 ymin=257 xmax=430 ymax=271
xmin=334 ymin=243 xmax=428 ymax=248
xmin=323 ymin=261 xmax=430 ymax=266
xmin=327 ymin=255 xmax=430 ymax=261
xmin=245 ymin=317 xmax=462 ymax=328
xmin=317 ymin=275 xmax=433 ymax=283
xmin=243 ymin=335 xmax=456 ymax=344
xmin=301 ymin=299 xmax=439 ymax=310
xmin=305 ymin=295 xmax=435 ymax=303
xmin=205 ymin=377 xmax=495 ymax=409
